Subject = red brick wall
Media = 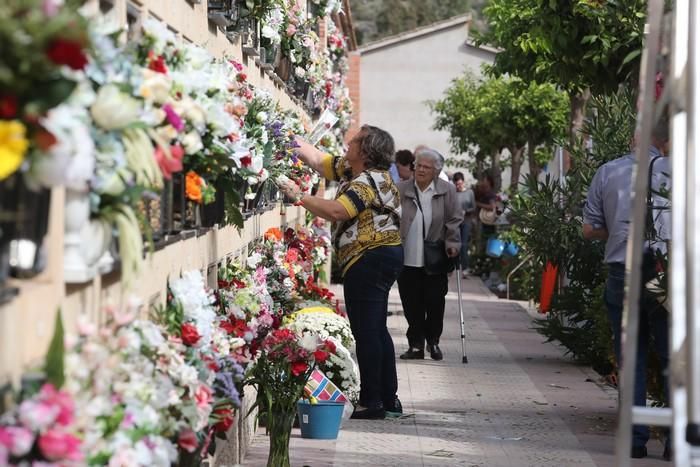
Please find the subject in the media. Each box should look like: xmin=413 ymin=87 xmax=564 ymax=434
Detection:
xmin=346 ymin=51 xmax=361 ymax=143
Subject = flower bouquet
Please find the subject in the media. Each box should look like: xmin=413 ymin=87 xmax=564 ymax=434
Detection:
xmin=244 ymin=328 xmax=336 ymax=467
xmin=0 ymin=384 xmax=83 ymax=466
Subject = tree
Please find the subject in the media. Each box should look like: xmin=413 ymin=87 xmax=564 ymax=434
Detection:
xmin=478 ymin=0 xmax=645 ymax=149
xmin=430 ymin=73 xmax=568 ymax=189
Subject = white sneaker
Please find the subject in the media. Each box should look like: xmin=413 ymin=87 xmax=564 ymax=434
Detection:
xmin=462 ymin=271 xmax=468 ymax=279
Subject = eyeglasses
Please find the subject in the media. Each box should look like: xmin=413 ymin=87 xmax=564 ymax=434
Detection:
xmin=415 ymin=163 xmax=435 ymax=171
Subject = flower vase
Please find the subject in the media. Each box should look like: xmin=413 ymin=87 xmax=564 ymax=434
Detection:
xmin=266 ymin=404 xmax=296 ymax=467
xmin=64 ymin=188 xmax=96 ymax=283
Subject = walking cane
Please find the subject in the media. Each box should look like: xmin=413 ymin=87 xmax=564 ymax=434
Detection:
xmin=454 ymin=257 xmax=468 ymax=364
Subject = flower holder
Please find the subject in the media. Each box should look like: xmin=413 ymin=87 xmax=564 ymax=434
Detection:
xmin=296 ymin=400 xmax=344 ymax=440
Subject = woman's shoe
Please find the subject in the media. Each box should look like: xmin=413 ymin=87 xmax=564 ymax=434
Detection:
xmin=350 ymin=406 xmax=386 ymax=420
xmin=399 ymin=348 xmax=424 ymax=360
xmin=385 ymin=396 xmax=403 ymax=415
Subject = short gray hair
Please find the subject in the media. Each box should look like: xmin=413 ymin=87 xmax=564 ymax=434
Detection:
xmin=414 ymin=147 xmax=444 ymax=172
xmin=359 ymin=125 xmax=395 ymax=170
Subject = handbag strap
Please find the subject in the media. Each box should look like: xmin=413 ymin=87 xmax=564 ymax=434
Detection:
xmin=413 ymin=184 xmax=427 ymax=240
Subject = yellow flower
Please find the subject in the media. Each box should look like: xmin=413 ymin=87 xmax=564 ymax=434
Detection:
xmin=0 ymin=120 xmax=29 ymax=181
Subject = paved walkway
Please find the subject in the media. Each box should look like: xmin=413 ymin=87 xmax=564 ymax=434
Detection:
xmin=238 ymin=275 xmax=669 ymax=466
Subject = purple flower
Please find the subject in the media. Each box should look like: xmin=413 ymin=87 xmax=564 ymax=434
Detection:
xmin=163 ymin=104 xmax=185 ymax=132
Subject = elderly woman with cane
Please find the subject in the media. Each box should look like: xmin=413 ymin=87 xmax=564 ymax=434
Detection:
xmin=397 ymin=147 xmax=461 ymax=361
xmin=278 ymin=125 xmax=403 ymax=420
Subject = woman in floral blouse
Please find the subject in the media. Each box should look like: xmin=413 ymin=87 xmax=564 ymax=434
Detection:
xmin=280 ymin=125 xmax=403 ymax=420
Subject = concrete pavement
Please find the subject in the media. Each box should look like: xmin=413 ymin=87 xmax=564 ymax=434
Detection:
xmin=236 ymin=275 xmax=669 ymax=466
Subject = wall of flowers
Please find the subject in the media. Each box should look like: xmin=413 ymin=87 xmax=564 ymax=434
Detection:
xmin=0 ymin=0 xmax=358 ymax=464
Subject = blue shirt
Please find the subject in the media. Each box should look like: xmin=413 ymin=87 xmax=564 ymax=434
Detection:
xmin=389 ymin=163 xmax=400 ymax=183
xmin=583 ymin=147 xmax=671 ymax=264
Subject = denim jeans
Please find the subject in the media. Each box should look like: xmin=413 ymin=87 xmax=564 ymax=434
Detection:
xmin=458 ymin=222 xmax=471 ymax=270
xmin=343 ymin=245 xmax=404 ymax=409
xmin=605 ymin=263 xmax=670 ymax=448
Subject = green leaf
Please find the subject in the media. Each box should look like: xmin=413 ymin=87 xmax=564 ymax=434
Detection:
xmin=44 ymin=309 xmax=65 ymax=389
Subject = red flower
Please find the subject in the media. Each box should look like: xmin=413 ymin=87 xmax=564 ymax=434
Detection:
xmin=313 ymin=350 xmax=329 ymax=363
xmin=178 ymin=429 xmax=199 ymax=453
xmin=0 ymin=95 xmax=18 ymax=118
xmin=324 ymin=339 xmax=337 ymax=354
xmin=291 ymin=361 xmax=308 ymax=376
xmin=213 ymin=407 xmax=234 ymax=432
xmin=240 ymin=155 xmax=252 ymax=167
xmin=181 ymin=323 xmax=201 ymax=346
xmin=148 ymin=51 xmax=168 ymax=74
xmin=236 ymin=73 xmax=247 ymax=82
xmin=46 ymin=38 xmax=88 ymax=70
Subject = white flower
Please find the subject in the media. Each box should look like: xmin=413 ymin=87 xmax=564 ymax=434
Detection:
xmin=156 ymin=124 xmax=179 ymax=142
xmin=247 ymin=252 xmax=263 ymax=269
xmin=91 ymin=84 xmax=142 ymax=130
xmin=30 ymin=103 xmax=95 ymax=191
xmin=139 ymin=69 xmax=172 ymax=104
xmin=299 ymin=332 xmax=321 ymax=352
xmin=143 ymin=18 xmax=177 ymax=53
xmin=182 ymin=131 xmax=203 ymax=155
xmin=205 ymin=100 xmax=240 ymax=137
xmin=183 ymin=43 xmax=212 ymax=70
xmin=295 ymin=66 xmax=306 ymax=78
xmin=256 ymin=112 xmax=268 ymax=123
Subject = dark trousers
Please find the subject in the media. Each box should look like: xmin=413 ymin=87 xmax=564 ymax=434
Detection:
xmin=343 ymin=245 xmax=403 ymax=409
xmin=458 ymin=222 xmax=471 ymax=270
xmin=605 ymin=263 xmax=670 ymax=448
xmin=397 ymin=266 xmax=449 ymax=348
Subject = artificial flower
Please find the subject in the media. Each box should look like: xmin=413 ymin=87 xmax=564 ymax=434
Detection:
xmin=154 ymin=144 xmax=183 ymax=179
xmin=91 ymin=84 xmax=142 ymax=130
xmin=162 ymin=104 xmax=184 ymax=132
xmin=182 ymin=131 xmax=203 ymax=155
xmin=213 ymin=407 xmax=234 ymax=433
xmin=290 ymin=361 xmax=308 ymax=376
xmin=38 ymin=429 xmax=83 ymax=461
xmin=46 ymin=38 xmax=88 ymax=70
xmin=185 ymin=171 xmax=203 ymax=203
xmin=0 ymin=120 xmax=29 ymax=181
xmin=139 ymin=70 xmax=172 ymax=104
xmin=181 ymin=322 xmax=201 ymax=346
xmin=177 ymin=429 xmax=198 ymax=453
xmin=0 ymin=95 xmax=18 ymax=119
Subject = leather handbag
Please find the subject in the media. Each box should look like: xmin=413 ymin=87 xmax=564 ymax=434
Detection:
xmin=479 ymin=208 xmax=497 ymax=225
xmin=414 ymin=186 xmax=454 ymax=275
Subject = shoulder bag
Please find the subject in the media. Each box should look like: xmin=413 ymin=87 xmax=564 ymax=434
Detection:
xmin=414 ymin=185 xmax=454 ymax=275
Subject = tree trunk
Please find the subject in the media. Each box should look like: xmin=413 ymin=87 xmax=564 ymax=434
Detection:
xmin=509 ymin=146 xmax=525 ymax=193
xmin=489 ymin=149 xmax=502 ymax=192
xmin=566 ymin=89 xmax=591 ymax=171
xmin=527 ymin=139 xmax=541 ymax=181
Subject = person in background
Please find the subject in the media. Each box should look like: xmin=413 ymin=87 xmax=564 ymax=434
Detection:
xmin=390 ymin=149 xmax=415 ymax=182
xmin=397 ymin=148 xmax=461 ymax=361
xmin=582 ymin=118 xmax=671 ymax=460
xmin=475 ymin=172 xmax=498 ymax=244
xmin=452 ymin=172 xmax=475 ymax=278
xmin=279 ymin=125 xmax=403 ymax=420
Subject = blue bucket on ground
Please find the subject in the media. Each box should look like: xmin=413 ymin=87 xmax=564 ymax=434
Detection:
xmin=486 ymin=237 xmax=506 ymax=258
xmin=503 ymin=242 xmax=519 ymax=257
xmin=296 ymin=400 xmax=344 ymax=439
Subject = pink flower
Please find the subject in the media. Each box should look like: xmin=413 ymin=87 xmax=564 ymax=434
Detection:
xmin=154 ymin=144 xmax=184 ymax=180
xmin=162 ymin=104 xmax=185 ymax=132
xmin=18 ymin=400 xmax=59 ymax=432
xmin=286 ymin=24 xmax=297 ymax=36
xmin=38 ymin=430 xmax=83 ymax=461
xmin=42 ymin=0 xmax=63 ymax=17
xmin=194 ymin=384 xmax=212 ymax=409
xmin=177 ymin=428 xmax=199 ymax=453
xmin=0 ymin=426 xmax=34 ymax=457
xmin=39 ymin=384 xmax=75 ymax=427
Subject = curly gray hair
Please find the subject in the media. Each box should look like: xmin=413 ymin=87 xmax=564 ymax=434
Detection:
xmin=414 ymin=147 xmax=444 ymax=172
xmin=358 ymin=125 xmax=395 ymax=170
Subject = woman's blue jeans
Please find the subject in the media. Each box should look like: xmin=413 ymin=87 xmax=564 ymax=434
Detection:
xmin=605 ymin=263 xmax=669 ymax=449
xmin=343 ymin=245 xmax=404 ymax=409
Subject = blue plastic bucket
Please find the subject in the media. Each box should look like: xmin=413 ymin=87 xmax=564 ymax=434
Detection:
xmin=503 ymin=242 xmax=519 ymax=257
xmin=296 ymin=400 xmax=344 ymax=439
xmin=486 ymin=238 xmax=506 ymax=258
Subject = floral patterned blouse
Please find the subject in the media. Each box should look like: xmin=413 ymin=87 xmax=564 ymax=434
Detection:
xmin=320 ymin=154 xmax=401 ymax=276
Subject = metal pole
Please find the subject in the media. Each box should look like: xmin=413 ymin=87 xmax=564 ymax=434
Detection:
xmin=671 ymin=0 xmax=691 ymax=462
xmin=616 ymin=2 xmax=664 ymax=466
xmin=506 ymin=253 xmax=533 ymax=301
xmin=686 ymin=0 xmax=700 ymax=448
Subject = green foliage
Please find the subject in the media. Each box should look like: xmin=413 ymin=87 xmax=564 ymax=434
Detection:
xmin=44 ymin=309 xmax=65 ymax=389
xmin=430 ymin=73 xmax=568 ymax=183
xmin=478 ymin=0 xmax=646 ymax=95
xmin=351 ymin=0 xmax=471 ymax=44
xmin=509 ymin=87 xmax=636 ymax=369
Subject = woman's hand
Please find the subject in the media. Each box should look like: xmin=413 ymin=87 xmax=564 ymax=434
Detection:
xmin=279 ymin=179 xmax=302 ymax=203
